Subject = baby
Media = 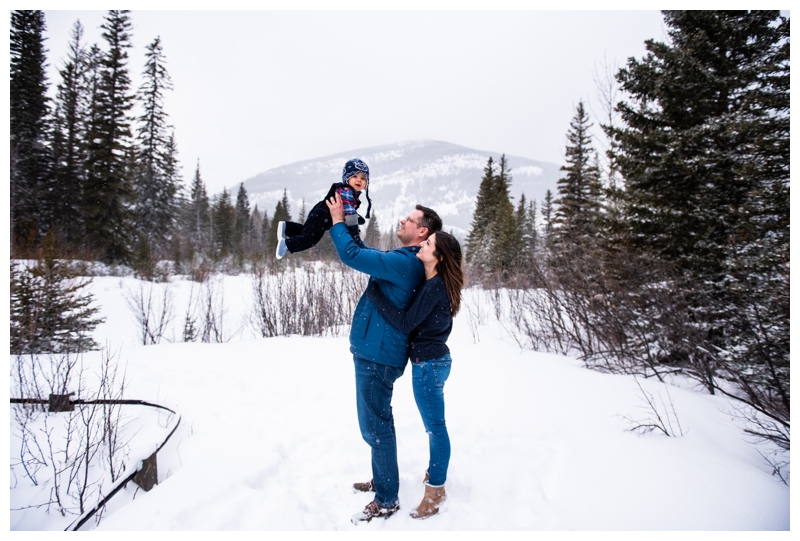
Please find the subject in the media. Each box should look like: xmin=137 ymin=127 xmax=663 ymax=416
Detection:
xmin=276 ymin=158 xmax=372 ymax=259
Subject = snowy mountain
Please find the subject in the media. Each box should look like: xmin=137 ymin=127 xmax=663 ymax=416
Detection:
xmin=239 ymin=140 xmax=561 ymax=237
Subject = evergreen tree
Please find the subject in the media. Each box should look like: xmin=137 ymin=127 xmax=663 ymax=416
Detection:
xmin=163 ymin=131 xmax=182 ymax=264
xmin=10 ymin=10 xmax=50 ymax=249
xmin=494 ymin=154 xmax=522 ymax=274
xmin=609 ymin=11 xmax=789 ymax=281
xmin=607 ymin=10 xmax=789 ymax=433
xmin=234 ymin=182 xmax=251 ymax=258
xmin=464 ymin=156 xmax=496 ymax=272
xmin=250 ymin=204 xmax=263 ymax=253
xmin=515 ymin=193 xmax=538 ymax=270
xmin=83 ymin=10 xmax=135 ymax=263
xmin=540 ymin=189 xmax=555 ymax=253
xmin=11 ymin=233 xmax=105 ymax=354
xmin=280 ymin=189 xmax=291 ymax=220
xmin=260 ymin=207 xmax=271 ymax=254
xmin=554 ymin=101 xmax=602 ymax=243
xmin=186 ymin=160 xmax=210 ymax=254
xmin=212 ymin=189 xmax=236 ymax=258
xmin=132 ymin=36 xmax=178 ymax=256
xmin=50 ymin=20 xmax=90 ymax=250
xmin=465 ymin=155 xmax=523 ymax=278
xmin=528 ymin=198 xmax=539 ymax=257
xmin=364 ymin=212 xmax=381 ymax=248
xmin=162 ymin=132 xmax=181 ymax=206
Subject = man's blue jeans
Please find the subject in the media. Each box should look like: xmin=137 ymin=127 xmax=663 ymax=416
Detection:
xmin=412 ymin=354 xmax=452 ymax=487
xmin=354 ymin=357 xmax=405 ymax=508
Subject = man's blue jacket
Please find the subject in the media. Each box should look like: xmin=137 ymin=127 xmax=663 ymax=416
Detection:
xmin=330 ymin=222 xmax=425 ymax=368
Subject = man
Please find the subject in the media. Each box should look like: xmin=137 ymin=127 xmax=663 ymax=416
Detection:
xmin=326 ymin=193 xmax=443 ymax=523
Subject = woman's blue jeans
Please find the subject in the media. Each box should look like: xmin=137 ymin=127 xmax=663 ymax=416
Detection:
xmin=412 ymin=354 xmax=452 ymax=486
xmin=354 ymin=357 xmax=405 ymax=508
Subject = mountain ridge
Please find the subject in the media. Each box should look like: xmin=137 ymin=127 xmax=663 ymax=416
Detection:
xmin=240 ymin=140 xmax=561 ymax=236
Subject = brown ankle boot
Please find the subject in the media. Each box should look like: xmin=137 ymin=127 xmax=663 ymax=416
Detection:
xmin=352 ymin=479 xmax=375 ymax=493
xmin=410 ymin=483 xmax=446 ymax=519
xmin=351 ymin=500 xmax=399 ymax=524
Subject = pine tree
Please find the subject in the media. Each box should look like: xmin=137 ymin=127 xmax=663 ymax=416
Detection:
xmin=554 ymin=101 xmax=602 ymax=243
xmin=234 ymin=182 xmax=251 ymax=259
xmin=280 ymin=189 xmax=291 ymax=220
xmin=186 ymin=160 xmax=210 ymax=254
xmin=609 ymin=11 xmax=788 ymax=281
xmin=11 ymin=233 xmax=105 ymax=354
xmin=465 ymin=155 xmax=523 ymax=278
xmin=364 ymin=212 xmax=381 ymax=248
xmin=607 ymin=10 xmax=789 ymax=434
xmin=132 ymin=36 xmax=178 ymax=257
xmin=50 ymin=20 xmax=90 ymax=250
xmin=515 ymin=193 xmax=538 ymax=270
xmin=464 ymin=156 xmax=496 ymax=272
xmin=83 ymin=10 xmax=135 ymax=263
xmin=260 ymin=208 xmax=271 ymax=255
xmin=212 ymin=189 xmax=236 ymax=259
xmin=494 ymin=154 xmax=522 ymax=274
xmin=541 ymin=189 xmax=554 ymax=249
xmin=10 ymin=10 xmax=50 ymax=249
xmin=528 ymin=198 xmax=539 ymax=257
xmin=250 ymin=204 xmax=263 ymax=253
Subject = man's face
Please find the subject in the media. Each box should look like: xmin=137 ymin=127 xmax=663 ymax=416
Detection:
xmin=396 ymin=209 xmax=427 ymax=247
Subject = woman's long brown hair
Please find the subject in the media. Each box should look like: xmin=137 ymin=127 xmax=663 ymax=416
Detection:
xmin=432 ymin=232 xmax=464 ymax=317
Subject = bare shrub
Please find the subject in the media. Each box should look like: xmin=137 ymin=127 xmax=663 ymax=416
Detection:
xmin=492 ymin=234 xmax=789 ymax=455
xmin=463 ymin=288 xmax=487 ymax=343
xmin=97 ymin=348 xmax=130 ymax=482
xmin=11 ymin=396 xmax=47 ymax=488
xmin=181 ymin=283 xmax=199 ymax=342
xmin=251 ymin=261 xmax=367 ymax=338
xmin=200 ymin=277 xmax=227 ymax=342
xmin=11 ymin=346 xmax=130 ymax=519
xmin=123 ymin=281 xmax=176 ymax=345
xmin=620 ymin=376 xmax=685 ymax=437
xmin=187 ymin=255 xmax=214 ymax=283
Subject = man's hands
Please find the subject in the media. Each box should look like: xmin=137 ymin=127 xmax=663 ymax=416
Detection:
xmin=326 ymin=192 xmax=345 ymax=225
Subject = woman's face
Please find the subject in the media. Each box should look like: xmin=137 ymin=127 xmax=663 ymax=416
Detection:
xmin=417 ymin=233 xmax=438 ymax=266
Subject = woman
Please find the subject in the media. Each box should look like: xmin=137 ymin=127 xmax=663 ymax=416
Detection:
xmin=366 ymin=231 xmax=463 ymax=520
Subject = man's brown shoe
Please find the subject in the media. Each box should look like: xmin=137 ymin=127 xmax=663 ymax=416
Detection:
xmin=352 ymin=478 xmax=375 ymax=493
xmin=351 ymin=500 xmax=399 ymax=524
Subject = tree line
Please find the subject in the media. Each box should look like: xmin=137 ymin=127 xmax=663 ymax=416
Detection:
xmin=464 ymin=11 xmax=789 ymax=453
xmin=12 ymin=10 xmax=357 ymax=275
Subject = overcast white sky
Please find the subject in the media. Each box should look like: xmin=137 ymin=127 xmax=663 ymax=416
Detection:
xmin=41 ymin=9 xmax=669 ymax=194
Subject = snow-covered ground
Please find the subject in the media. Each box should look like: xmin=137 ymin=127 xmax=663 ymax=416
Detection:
xmin=9 ymin=272 xmax=791 ymax=530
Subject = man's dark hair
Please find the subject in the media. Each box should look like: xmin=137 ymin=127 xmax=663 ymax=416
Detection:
xmin=416 ymin=204 xmax=442 ymax=237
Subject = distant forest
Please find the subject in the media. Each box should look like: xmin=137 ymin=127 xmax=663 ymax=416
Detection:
xmin=10 ymin=9 xmax=354 ymax=271
xmin=11 ymin=11 xmax=789 ymax=453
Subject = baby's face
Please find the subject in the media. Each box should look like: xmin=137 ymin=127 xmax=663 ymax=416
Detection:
xmin=347 ymin=172 xmax=367 ymax=192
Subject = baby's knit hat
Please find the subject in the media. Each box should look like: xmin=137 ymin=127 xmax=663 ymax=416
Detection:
xmin=342 ymin=158 xmax=370 ymax=183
